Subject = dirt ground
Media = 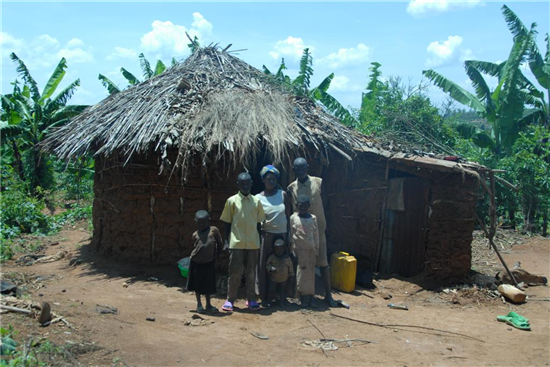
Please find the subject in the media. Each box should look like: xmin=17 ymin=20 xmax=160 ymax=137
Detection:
xmin=1 ymin=227 xmax=549 ymax=366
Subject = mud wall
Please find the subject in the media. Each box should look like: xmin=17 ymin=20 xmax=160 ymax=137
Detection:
xmin=424 ymin=172 xmax=477 ymax=280
xmin=324 ymin=154 xmax=478 ymax=280
xmin=91 ymin=148 xmax=477 ymax=280
xmin=91 ymin=148 xmax=326 ymax=265
xmin=324 ymin=155 xmax=387 ymax=270
xmin=92 ymin=151 xmax=242 ymax=265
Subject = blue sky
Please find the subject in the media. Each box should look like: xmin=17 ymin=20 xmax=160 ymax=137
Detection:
xmin=1 ymin=1 xmax=548 ymax=111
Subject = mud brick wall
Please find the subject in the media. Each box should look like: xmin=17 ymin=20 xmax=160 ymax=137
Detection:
xmin=90 ymin=147 xmax=324 ymax=265
xmin=92 ymin=152 xmax=240 ymax=265
xmin=424 ymin=173 xmax=478 ymax=280
xmin=324 ymin=155 xmax=387 ymax=269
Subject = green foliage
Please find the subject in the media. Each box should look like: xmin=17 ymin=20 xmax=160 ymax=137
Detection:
xmin=499 ymin=126 xmax=550 ymax=232
xmin=423 ymin=5 xmax=548 ymax=156
xmin=1 ymin=54 xmax=87 ymax=194
xmin=100 ymin=53 xmax=175 ymax=95
xmin=0 ymin=166 xmax=93 ymax=260
xmin=98 ymin=74 xmax=121 ymax=95
xmin=0 ymin=167 xmax=50 ymax=240
xmin=187 ymin=35 xmax=200 ymax=54
xmin=358 ymin=66 xmax=458 ymax=154
xmin=54 ymin=158 xmax=94 ymax=201
xmin=263 ymin=49 xmax=358 ymax=127
xmin=0 ymin=335 xmax=68 ymax=367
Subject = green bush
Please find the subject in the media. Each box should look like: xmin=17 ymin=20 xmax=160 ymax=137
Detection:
xmin=53 ymin=158 xmax=94 ymax=201
xmin=499 ymin=126 xmax=550 ymax=233
xmin=1 ymin=167 xmax=50 ymax=239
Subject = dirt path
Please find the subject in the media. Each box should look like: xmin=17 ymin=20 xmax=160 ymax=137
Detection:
xmin=1 ymin=229 xmax=549 ymax=366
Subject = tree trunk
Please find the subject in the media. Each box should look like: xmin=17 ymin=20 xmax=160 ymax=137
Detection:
xmin=543 ymin=211 xmax=548 ymax=237
xmin=12 ymin=141 xmax=25 ymax=182
xmin=508 ymin=209 xmax=516 ymax=230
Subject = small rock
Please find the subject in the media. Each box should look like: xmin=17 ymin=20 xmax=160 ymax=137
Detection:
xmin=382 ymin=293 xmax=393 ymax=300
xmin=507 ymin=328 xmax=512 ymax=331
xmin=39 ymin=294 xmax=44 ymax=297
xmin=447 ymin=347 xmax=453 ymax=351
xmin=62 ymin=289 xmax=66 ymax=293
xmin=96 ymin=304 xmax=118 ymax=315
xmin=146 ymin=317 xmax=155 ymax=322
xmin=39 ymin=302 xmax=52 ymax=326
xmin=69 ymin=258 xmax=83 ymax=267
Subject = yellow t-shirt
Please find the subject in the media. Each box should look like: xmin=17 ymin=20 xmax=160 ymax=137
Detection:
xmin=220 ymin=192 xmax=266 ymax=250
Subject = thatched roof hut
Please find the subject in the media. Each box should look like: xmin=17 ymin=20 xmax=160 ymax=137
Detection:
xmin=46 ymin=46 xmax=487 ymax=281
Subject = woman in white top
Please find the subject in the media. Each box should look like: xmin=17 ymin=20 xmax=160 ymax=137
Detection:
xmin=255 ymin=165 xmax=292 ymax=305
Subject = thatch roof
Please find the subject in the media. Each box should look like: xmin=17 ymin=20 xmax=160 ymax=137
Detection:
xmin=45 ymin=46 xmax=369 ymax=172
xmin=45 ymin=46 xmax=487 ymax=176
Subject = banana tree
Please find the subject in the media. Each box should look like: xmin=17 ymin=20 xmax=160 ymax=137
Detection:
xmin=359 ymin=62 xmax=386 ymax=124
xmin=423 ymin=5 xmax=546 ymax=156
xmin=263 ymin=48 xmax=358 ymax=127
xmin=1 ymin=53 xmax=87 ymax=193
xmin=98 ymin=53 xmax=177 ymax=95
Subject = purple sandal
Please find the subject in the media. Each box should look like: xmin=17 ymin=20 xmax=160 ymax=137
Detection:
xmin=222 ymin=301 xmax=233 ymax=312
xmin=246 ymin=300 xmax=260 ymax=311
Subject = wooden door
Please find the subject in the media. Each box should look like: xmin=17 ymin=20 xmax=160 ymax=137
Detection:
xmin=380 ymin=177 xmax=429 ymax=276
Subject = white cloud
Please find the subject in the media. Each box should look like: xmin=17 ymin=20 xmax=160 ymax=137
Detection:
xmin=426 ymin=35 xmax=474 ymax=67
xmin=459 ymin=48 xmax=474 ymax=62
xmin=269 ymin=36 xmax=313 ymax=60
xmin=71 ymin=86 xmax=96 ymax=105
xmin=140 ymin=13 xmax=213 ymax=56
xmin=325 ymin=75 xmax=363 ymax=93
xmin=330 ymin=75 xmax=350 ymax=91
xmin=106 ymin=46 xmax=138 ymax=61
xmin=1 ymin=32 xmax=93 ymax=69
xmin=1 ymin=32 xmax=24 ymax=58
xmin=191 ymin=12 xmax=213 ymax=35
xmin=407 ymin=0 xmax=483 ymax=16
xmin=57 ymin=47 xmax=94 ymax=64
xmin=318 ymin=43 xmax=371 ymax=69
xmin=66 ymin=38 xmax=84 ymax=48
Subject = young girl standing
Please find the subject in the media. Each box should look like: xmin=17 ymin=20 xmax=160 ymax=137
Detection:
xmin=187 ymin=210 xmax=222 ymax=313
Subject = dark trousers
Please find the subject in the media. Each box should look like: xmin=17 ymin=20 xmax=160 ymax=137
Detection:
xmin=227 ymin=249 xmax=258 ymax=302
xmin=268 ymin=278 xmax=288 ymax=304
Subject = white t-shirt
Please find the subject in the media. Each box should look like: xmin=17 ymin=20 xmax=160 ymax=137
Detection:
xmin=256 ymin=189 xmax=287 ymax=234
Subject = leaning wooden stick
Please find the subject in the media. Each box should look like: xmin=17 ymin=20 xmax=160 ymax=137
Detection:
xmin=0 ymin=305 xmax=32 ymax=315
xmin=474 ymin=212 xmax=520 ymax=288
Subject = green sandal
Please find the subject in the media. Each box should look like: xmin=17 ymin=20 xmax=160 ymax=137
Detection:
xmin=497 ymin=312 xmax=531 ymax=331
xmin=206 ymin=305 xmax=218 ymax=313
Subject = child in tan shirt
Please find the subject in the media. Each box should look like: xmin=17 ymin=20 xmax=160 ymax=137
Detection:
xmin=266 ymin=238 xmax=294 ymax=307
xmin=290 ymin=194 xmax=319 ymax=308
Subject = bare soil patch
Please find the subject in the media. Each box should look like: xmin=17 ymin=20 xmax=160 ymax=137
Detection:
xmin=1 ymin=228 xmax=549 ymax=366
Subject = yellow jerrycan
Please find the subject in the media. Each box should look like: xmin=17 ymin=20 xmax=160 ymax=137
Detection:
xmin=330 ymin=252 xmax=357 ymax=292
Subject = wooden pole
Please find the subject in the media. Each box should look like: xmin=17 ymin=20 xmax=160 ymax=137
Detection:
xmin=474 ymin=212 xmax=520 ymax=288
xmin=374 ymin=158 xmax=391 ymax=272
xmin=0 ymin=305 xmax=32 ymax=315
xmin=489 ymin=171 xmax=497 ymax=240
xmin=494 ymin=176 xmax=519 ymax=192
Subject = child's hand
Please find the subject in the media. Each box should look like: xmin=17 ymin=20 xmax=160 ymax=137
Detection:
xmin=223 ymin=240 xmax=230 ymax=252
xmin=268 ymin=266 xmax=276 ymax=273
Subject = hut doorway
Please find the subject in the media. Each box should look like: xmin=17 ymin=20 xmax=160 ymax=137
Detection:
xmin=379 ymin=177 xmax=429 ymax=276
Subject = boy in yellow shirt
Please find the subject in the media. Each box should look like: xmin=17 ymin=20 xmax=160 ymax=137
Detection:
xmin=220 ymin=172 xmax=266 ymax=312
